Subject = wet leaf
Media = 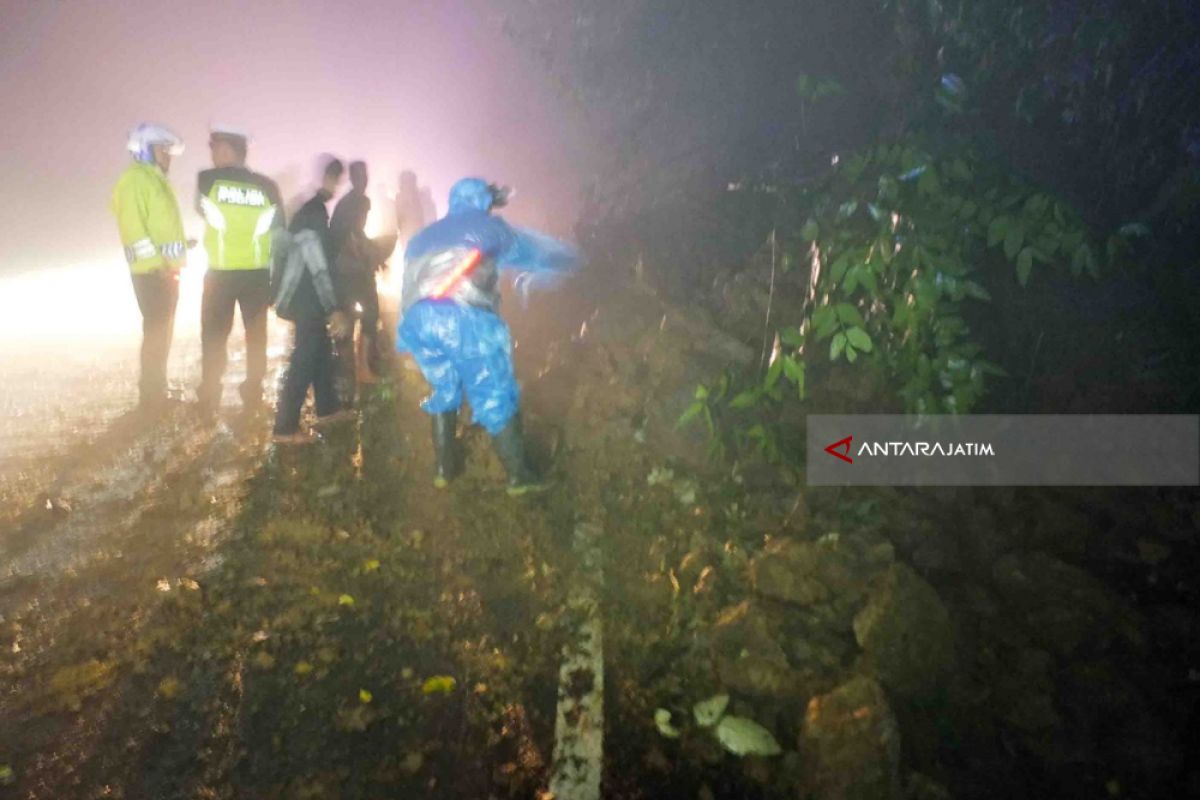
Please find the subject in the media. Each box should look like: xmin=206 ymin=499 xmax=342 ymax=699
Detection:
xmin=845 ymin=326 xmax=873 ymax=353
xmin=401 ymin=751 xmax=424 ymax=775
xmin=987 ymin=216 xmax=1008 ymax=247
xmin=654 ymin=708 xmax=681 ymax=739
xmin=729 ymin=389 xmax=759 ymax=410
xmin=801 ymin=218 xmax=820 ymax=242
xmin=676 ymin=401 xmax=704 ymax=429
xmin=363 ymin=558 xmax=381 ymax=573
xmin=338 ymin=594 xmax=355 ymax=607
xmin=693 ymin=694 xmax=730 ymax=728
xmin=830 ymin=332 xmax=847 ymax=361
xmin=359 ymin=688 xmax=373 ymax=704
xmin=1004 ymin=224 xmax=1024 ymax=260
xmin=780 ymin=327 xmax=804 ymax=348
xmin=421 ymin=675 xmax=456 ymax=695
xmin=1016 ymin=247 xmax=1034 ymax=286
xmin=156 ymin=676 xmax=182 ymax=699
xmin=715 ymin=715 xmax=782 ymax=757
xmin=835 ymin=302 xmax=864 ymax=328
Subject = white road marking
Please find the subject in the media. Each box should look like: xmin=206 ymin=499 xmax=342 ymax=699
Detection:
xmin=547 ymin=522 xmax=605 ymax=800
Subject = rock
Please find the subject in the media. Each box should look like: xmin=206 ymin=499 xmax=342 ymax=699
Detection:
xmin=799 ymin=675 xmax=903 ymax=800
xmin=853 ymin=563 xmax=956 ymax=700
xmin=662 ymin=307 xmax=757 ymax=365
xmin=1022 ymin=501 xmax=1091 ymax=558
xmin=963 ymin=505 xmax=1007 ymax=573
xmin=881 ymin=517 xmax=939 ymax=562
xmin=787 ymin=625 xmax=854 ymax=676
xmin=989 ymin=647 xmax=1064 ymax=761
xmin=750 ymin=533 xmax=892 ymax=629
xmin=1135 ymin=538 xmax=1171 ymax=565
xmin=751 ymin=539 xmax=833 ymax=606
xmin=1058 ymin=659 xmax=1182 ymax=793
xmin=717 ymin=653 xmax=802 ymax=699
xmin=905 ymin=772 xmax=953 ymax=800
xmin=910 ymin=529 xmax=962 ymax=575
xmin=991 ymin=551 xmax=1143 ymax=658
xmin=710 ymin=601 xmax=783 ymax=659
xmin=709 ymin=601 xmax=804 ymax=699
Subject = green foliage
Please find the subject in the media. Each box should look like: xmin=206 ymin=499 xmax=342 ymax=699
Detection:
xmin=680 ymin=136 xmax=1120 ymax=463
xmin=792 ymin=139 xmax=1113 ymax=413
xmin=677 ymin=342 xmax=806 ymax=464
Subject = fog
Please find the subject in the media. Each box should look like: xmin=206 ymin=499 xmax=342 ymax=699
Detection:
xmin=0 ymin=0 xmax=584 ymax=282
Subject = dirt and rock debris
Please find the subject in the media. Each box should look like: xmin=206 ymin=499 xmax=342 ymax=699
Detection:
xmin=0 ymin=277 xmax=1197 ymax=799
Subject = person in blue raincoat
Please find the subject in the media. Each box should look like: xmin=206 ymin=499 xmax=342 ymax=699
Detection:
xmin=397 ymin=177 xmax=579 ymax=495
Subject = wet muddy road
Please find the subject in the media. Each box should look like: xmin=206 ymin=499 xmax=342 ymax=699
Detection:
xmin=3 ymin=269 xmax=1197 ymax=800
xmin=0 ymin=326 xmax=603 ymax=799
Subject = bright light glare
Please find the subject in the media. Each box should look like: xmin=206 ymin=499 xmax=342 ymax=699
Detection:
xmin=0 ymin=253 xmax=207 ymax=351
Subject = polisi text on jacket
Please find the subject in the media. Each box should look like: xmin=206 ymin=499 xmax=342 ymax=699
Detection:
xmin=215 ymin=184 xmax=268 ymax=207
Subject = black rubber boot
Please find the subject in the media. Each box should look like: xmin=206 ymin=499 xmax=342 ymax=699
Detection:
xmin=432 ymin=411 xmax=458 ymax=489
xmin=491 ymin=416 xmax=547 ymax=496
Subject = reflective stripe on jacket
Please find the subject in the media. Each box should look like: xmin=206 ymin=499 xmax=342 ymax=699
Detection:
xmin=110 ymin=162 xmax=187 ymax=274
xmin=272 ymin=229 xmax=338 ymax=322
xmin=197 ymin=166 xmax=283 ymax=270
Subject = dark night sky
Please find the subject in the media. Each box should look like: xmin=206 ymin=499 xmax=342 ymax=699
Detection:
xmin=0 ymin=0 xmax=584 ymax=276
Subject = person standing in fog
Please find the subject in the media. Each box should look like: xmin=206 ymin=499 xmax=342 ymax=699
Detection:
xmin=271 ymin=157 xmax=355 ymax=443
xmin=395 ymin=169 xmax=427 ymax=253
xmin=195 ymin=126 xmax=284 ymax=417
xmin=330 ymin=160 xmax=386 ymax=385
xmin=111 ymin=123 xmax=191 ymax=412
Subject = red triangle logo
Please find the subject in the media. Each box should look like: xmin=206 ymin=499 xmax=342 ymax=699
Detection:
xmin=824 ymin=435 xmax=853 ymax=464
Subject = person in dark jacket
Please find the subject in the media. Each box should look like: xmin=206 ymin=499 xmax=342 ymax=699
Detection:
xmin=271 ymin=157 xmax=355 ymax=444
xmin=331 ymin=160 xmax=388 ymax=387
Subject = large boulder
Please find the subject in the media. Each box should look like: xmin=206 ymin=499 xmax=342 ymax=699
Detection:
xmin=750 ymin=533 xmax=894 ymax=629
xmin=1018 ymin=497 xmax=1093 ymax=558
xmin=708 ymin=600 xmax=808 ymax=700
xmin=852 ymin=563 xmax=956 ymax=700
xmin=990 ymin=551 xmax=1144 ymax=659
xmin=798 ymin=675 xmax=903 ymax=800
xmin=994 ymin=648 xmax=1060 ymax=734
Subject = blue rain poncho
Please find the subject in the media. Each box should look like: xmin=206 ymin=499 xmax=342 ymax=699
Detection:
xmin=396 ymin=177 xmax=579 ymax=434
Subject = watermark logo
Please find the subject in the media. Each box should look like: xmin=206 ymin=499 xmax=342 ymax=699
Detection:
xmin=807 ymin=414 xmax=1199 ymax=486
xmin=824 ymin=435 xmax=854 ymax=464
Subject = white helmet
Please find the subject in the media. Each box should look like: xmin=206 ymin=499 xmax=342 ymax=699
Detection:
xmin=127 ymin=123 xmax=184 ymax=163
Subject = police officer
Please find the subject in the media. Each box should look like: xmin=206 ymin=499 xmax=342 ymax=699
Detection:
xmin=195 ymin=125 xmax=285 ymax=415
xmin=111 ymin=123 xmax=189 ymax=411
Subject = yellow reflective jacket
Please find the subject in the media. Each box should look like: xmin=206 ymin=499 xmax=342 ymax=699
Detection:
xmin=196 ymin=166 xmax=284 ymax=270
xmin=110 ymin=162 xmax=187 ymax=274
